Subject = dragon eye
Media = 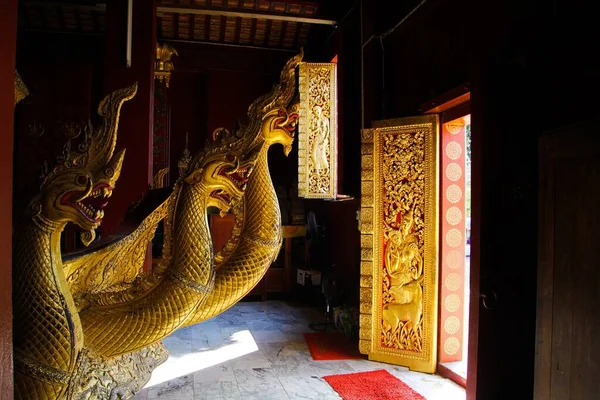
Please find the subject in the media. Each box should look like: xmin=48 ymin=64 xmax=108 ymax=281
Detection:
xmin=76 ymin=175 xmax=88 ymax=185
xmin=226 ymin=154 xmax=235 ymax=162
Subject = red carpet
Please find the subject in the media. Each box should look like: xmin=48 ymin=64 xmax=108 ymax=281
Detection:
xmin=303 ymin=331 xmax=364 ymax=361
xmin=323 ymin=369 xmax=426 ymax=400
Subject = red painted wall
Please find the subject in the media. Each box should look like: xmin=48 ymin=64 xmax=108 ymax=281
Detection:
xmin=101 ymin=0 xmax=156 ymax=235
xmin=167 ymin=45 xmax=290 ymax=185
xmin=0 ymin=1 xmax=17 ymax=397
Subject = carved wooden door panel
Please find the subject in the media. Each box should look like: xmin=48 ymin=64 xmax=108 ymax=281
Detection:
xmin=359 ymin=115 xmax=439 ymax=373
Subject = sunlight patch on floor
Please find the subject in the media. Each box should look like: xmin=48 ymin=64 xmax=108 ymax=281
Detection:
xmin=143 ymin=329 xmax=258 ymax=388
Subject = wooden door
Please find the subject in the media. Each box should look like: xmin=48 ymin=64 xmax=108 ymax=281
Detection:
xmin=359 ymin=115 xmax=440 ymax=373
xmin=535 ymin=122 xmax=600 ymax=399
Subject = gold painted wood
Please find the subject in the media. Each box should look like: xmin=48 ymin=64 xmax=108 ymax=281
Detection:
xmin=360 ymin=115 xmax=440 ymax=373
xmin=15 ymin=70 xmax=29 ymax=106
xmin=298 ymin=62 xmax=337 ymax=199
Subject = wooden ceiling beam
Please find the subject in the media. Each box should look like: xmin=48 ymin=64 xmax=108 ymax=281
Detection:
xmin=279 ymin=20 xmax=287 ymax=48
xmin=157 ymin=5 xmax=336 ymax=26
xmin=293 ymin=21 xmax=302 ymax=49
xmin=264 ymin=19 xmax=272 ymax=46
xmin=162 ymin=38 xmax=296 ymax=53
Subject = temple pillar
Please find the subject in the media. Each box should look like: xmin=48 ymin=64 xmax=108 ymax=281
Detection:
xmin=102 ymin=0 xmax=157 ymax=235
xmin=0 ymin=0 xmax=17 ymax=396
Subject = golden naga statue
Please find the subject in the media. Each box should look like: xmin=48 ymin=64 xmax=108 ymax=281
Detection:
xmin=14 ymin=50 xmax=303 ymax=399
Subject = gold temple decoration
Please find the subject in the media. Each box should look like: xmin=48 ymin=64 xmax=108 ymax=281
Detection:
xmin=14 ymin=51 xmax=303 ymax=399
xmin=152 ymin=167 xmax=169 ymax=189
xmin=15 ymin=70 xmax=29 ymax=106
xmin=155 ymin=43 xmax=178 ymax=87
xmin=359 ymin=115 xmax=440 ymax=373
xmin=297 ymin=62 xmax=337 ymax=199
xmin=178 ymin=132 xmax=192 ymax=177
xmin=13 ymin=84 xmax=138 ymax=399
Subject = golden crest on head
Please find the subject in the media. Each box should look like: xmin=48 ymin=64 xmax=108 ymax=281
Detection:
xmin=35 ymin=83 xmax=137 ymax=242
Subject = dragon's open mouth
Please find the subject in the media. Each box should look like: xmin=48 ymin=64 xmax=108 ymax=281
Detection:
xmin=219 ymin=163 xmax=253 ymax=190
xmin=211 ymin=189 xmax=231 ymax=204
xmin=285 ymin=113 xmax=299 ymax=134
xmin=62 ymin=184 xmax=113 ymax=223
xmin=275 ymin=112 xmax=298 ymax=137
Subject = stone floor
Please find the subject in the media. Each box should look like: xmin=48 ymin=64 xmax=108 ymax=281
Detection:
xmin=132 ymin=300 xmax=465 ymax=400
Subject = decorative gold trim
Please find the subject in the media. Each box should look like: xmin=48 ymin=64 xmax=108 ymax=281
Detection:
xmin=15 ymin=70 xmax=29 ymax=106
xmin=297 ymin=62 xmax=337 ymax=199
xmin=360 ymin=115 xmax=439 ymax=373
xmin=155 ymin=43 xmax=178 ymax=88
xmin=153 ymin=167 xmax=169 ymax=189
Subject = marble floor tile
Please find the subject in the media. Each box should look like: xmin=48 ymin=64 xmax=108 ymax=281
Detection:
xmin=250 ymin=329 xmax=288 ymax=343
xmin=229 ymin=349 xmax=271 ymax=369
xmin=233 ymin=367 xmax=289 ymax=399
xmin=193 ymin=381 xmax=242 ymax=400
xmin=246 ymin=319 xmax=281 ymax=331
xmin=240 ymin=311 xmax=268 ymax=321
xmin=278 ymin=375 xmax=341 ymax=400
xmin=192 ymin=361 xmax=236 ymax=383
xmin=307 ymin=360 xmax=355 ymax=377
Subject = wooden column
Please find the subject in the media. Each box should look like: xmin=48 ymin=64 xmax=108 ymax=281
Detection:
xmin=102 ymin=0 xmax=157 ymax=235
xmin=0 ymin=0 xmax=17 ymax=397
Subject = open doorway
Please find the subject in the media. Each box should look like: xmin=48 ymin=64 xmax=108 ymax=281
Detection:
xmin=437 ymin=112 xmax=471 ymax=386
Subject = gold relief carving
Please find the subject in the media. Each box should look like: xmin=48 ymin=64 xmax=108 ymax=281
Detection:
xmin=360 ymin=314 xmax=372 ymax=330
xmin=446 ymin=250 xmax=462 ymax=269
xmin=155 ymin=43 xmax=178 ymax=87
xmin=362 ymin=181 xmax=373 ymax=196
xmin=446 ymin=184 xmax=462 ymax=203
xmin=361 ymin=208 xmax=374 ymax=224
xmin=15 ymin=70 xmax=29 ymax=106
xmin=360 ymin=275 xmax=373 ymax=288
xmin=361 ymin=247 xmax=373 ymax=261
xmin=444 ymin=316 xmax=460 ymax=334
xmin=445 ymin=206 xmax=462 ymax=226
xmin=360 ymin=301 xmax=371 ymax=315
xmin=445 ymin=273 xmax=461 ymax=291
xmin=298 ymin=62 xmax=337 ymax=199
xmin=361 ymin=143 xmax=374 ymax=155
xmin=445 ymin=141 xmax=462 ymax=160
xmin=360 ymin=115 xmax=438 ymax=373
xmin=360 ymin=289 xmax=372 ymax=310
xmin=152 ymin=167 xmax=169 ymax=189
xmin=361 ymin=235 xmax=373 ymax=249
xmin=361 ymin=168 xmax=373 ymax=181
xmin=178 ymin=132 xmax=192 ymax=177
xmin=359 ymin=340 xmax=371 ymax=354
xmin=360 ymin=261 xmax=373 ymax=276
xmin=69 ymin=344 xmax=168 ymax=399
xmin=361 ymin=221 xmax=373 ymax=232
xmin=445 ymin=163 xmax=462 ymax=181
xmin=361 ymin=129 xmax=374 ymax=142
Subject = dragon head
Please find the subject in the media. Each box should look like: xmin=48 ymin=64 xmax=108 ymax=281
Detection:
xmin=260 ymin=101 xmax=299 ymax=156
xmin=33 ymin=84 xmax=137 ymax=245
xmin=184 ymin=134 xmax=258 ymax=216
xmin=234 ymin=50 xmax=303 ymax=155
